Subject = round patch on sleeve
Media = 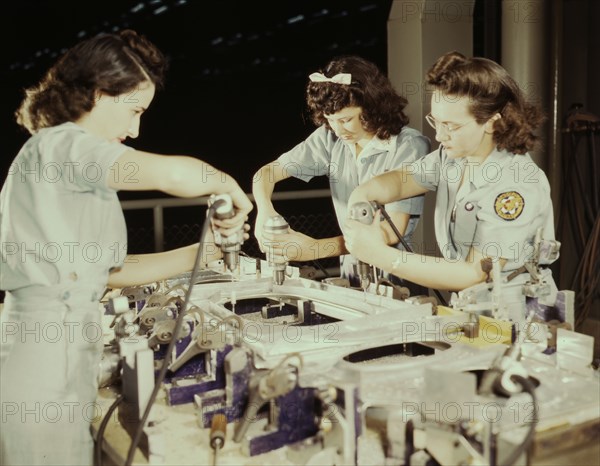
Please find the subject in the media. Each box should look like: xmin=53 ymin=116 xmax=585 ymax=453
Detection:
xmin=494 ymin=191 xmax=524 ymax=220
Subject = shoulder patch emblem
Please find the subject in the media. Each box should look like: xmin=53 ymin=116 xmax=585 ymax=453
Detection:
xmin=494 ymin=191 xmax=524 ymax=220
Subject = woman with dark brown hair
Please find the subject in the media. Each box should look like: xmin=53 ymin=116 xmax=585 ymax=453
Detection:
xmin=252 ymin=55 xmax=429 ymax=290
xmin=0 ymin=30 xmax=252 ymax=465
xmin=344 ymin=51 xmax=558 ymax=320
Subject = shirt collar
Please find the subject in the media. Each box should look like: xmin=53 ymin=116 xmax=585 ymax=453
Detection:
xmin=447 ymin=147 xmax=511 ymax=188
xmin=467 ymin=146 xmax=512 ymax=188
xmin=370 ymin=134 xmax=397 ymax=151
xmin=353 ymin=134 xmax=397 ymax=156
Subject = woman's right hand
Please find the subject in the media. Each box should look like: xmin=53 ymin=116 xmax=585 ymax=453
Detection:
xmin=211 ymin=184 xmax=253 ymax=239
xmin=228 ymin=184 xmax=253 ymax=217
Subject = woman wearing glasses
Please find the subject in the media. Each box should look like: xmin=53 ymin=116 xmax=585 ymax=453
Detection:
xmin=344 ymin=51 xmax=558 ymax=321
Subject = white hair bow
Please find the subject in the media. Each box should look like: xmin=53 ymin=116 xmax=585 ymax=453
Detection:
xmin=309 ymin=72 xmax=352 ymax=85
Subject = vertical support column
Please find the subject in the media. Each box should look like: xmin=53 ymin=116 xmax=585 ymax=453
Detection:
xmin=388 ymin=0 xmax=475 ymax=130
xmin=387 ymin=0 xmax=475 ymax=266
xmin=153 ymin=205 xmax=164 ymax=252
xmin=548 ymin=0 xmax=563 ymax=217
xmin=501 ymin=0 xmax=550 ymax=170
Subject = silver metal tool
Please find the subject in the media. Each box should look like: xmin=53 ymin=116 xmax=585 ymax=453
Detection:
xmin=348 ymin=201 xmax=376 ymax=291
xmin=210 ymin=193 xmax=245 ymax=273
xmin=233 ymin=362 xmax=297 ymax=442
xmin=264 ymin=215 xmax=290 ymax=285
xmin=168 ymin=321 xmax=227 ymax=372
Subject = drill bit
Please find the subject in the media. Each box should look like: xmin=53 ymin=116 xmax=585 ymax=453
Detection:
xmin=230 ymin=290 xmax=237 ymax=314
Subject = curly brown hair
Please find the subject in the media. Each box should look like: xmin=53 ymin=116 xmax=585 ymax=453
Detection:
xmin=426 ymin=51 xmax=543 ymax=155
xmin=306 ymin=56 xmax=409 ymax=140
xmin=16 ymin=29 xmax=168 ymax=135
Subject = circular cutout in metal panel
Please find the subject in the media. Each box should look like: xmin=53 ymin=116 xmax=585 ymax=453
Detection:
xmin=343 ymin=342 xmax=450 ymax=364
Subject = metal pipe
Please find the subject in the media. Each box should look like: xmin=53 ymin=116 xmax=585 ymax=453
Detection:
xmin=153 ymin=205 xmax=164 ymax=252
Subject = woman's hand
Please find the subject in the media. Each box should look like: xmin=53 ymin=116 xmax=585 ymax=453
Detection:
xmin=254 ymin=208 xmax=280 ymax=253
xmin=343 ymin=212 xmax=386 ymax=262
xmin=229 ymin=186 xmax=253 ymax=216
xmin=215 ymin=185 xmax=252 ymax=232
xmin=261 ymin=228 xmax=320 ymax=262
xmin=209 ymin=186 xmax=251 ymax=235
xmin=347 ymin=186 xmax=369 ymax=214
xmin=211 ymin=216 xmax=251 ymax=241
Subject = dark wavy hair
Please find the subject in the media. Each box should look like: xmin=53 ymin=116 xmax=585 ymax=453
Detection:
xmin=16 ymin=29 xmax=168 ymax=134
xmin=426 ymin=51 xmax=544 ymax=154
xmin=306 ymin=55 xmax=409 ymax=140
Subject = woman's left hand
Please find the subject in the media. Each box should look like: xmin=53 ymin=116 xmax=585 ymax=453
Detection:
xmin=262 ymin=228 xmax=319 ymax=262
xmin=343 ymin=213 xmax=386 ymax=261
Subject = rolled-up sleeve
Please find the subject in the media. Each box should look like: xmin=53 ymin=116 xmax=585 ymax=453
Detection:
xmin=43 ymin=127 xmax=129 ymax=193
xmin=276 ymin=126 xmax=336 ymax=182
xmin=410 ymin=148 xmax=441 ymax=192
xmin=384 ymin=133 xmax=430 ymax=215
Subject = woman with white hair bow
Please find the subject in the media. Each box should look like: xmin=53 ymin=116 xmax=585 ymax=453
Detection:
xmin=252 ymin=55 xmax=429 ymax=292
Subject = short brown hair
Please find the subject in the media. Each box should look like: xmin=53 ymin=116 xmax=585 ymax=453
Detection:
xmin=426 ymin=51 xmax=543 ymax=154
xmin=16 ymin=30 xmax=168 ymax=134
xmin=306 ymin=55 xmax=409 ymax=140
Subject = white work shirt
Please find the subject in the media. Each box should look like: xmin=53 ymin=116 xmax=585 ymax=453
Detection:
xmin=1 ymin=122 xmax=129 ymax=292
xmin=277 ymin=125 xmax=430 ymax=246
xmin=410 ymin=146 xmax=556 ymax=272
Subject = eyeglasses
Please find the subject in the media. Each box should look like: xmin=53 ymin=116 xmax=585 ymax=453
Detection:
xmin=425 ymin=113 xmax=476 ymax=133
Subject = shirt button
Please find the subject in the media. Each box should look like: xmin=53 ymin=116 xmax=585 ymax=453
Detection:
xmin=465 ymin=202 xmax=474 ymax=211
xmin=69 ymin=272 xmax=78 ymax=281
xmin=62 ymin=291 xmax=71 ymax=300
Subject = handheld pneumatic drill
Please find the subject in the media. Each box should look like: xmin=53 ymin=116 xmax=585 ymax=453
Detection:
xmin=348 ymin=201 xmax=377 ymax=291
xmin=209 ymin=194 xmax=245 ymax=273
xmin=264 ymin=215 xmax=290 ymax=285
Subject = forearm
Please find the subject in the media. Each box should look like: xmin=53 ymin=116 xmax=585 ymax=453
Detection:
xmin=314 ymin=236 xmax=346 ymax=259
xmin=367 ymin=244 xmax=487 ymax=291
xmin=163 ymin=157 xmax=242 ymax=198
xmin=252 ymin=164 xmax=279 ymax=213
xmin=354 ymin=171 xmax=408 ymax=204
xmin=107 ymin=243 xmax=222 ymax=288
xmin=113 ymin=151 xmax=240 ymax=197
xmin=274 ymin=235 xmax=345 ymax=262
xmin=350 ymin=170 xmax=429 ymax=210
xmin=380 ymin=212 xmax=409 ymax=245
